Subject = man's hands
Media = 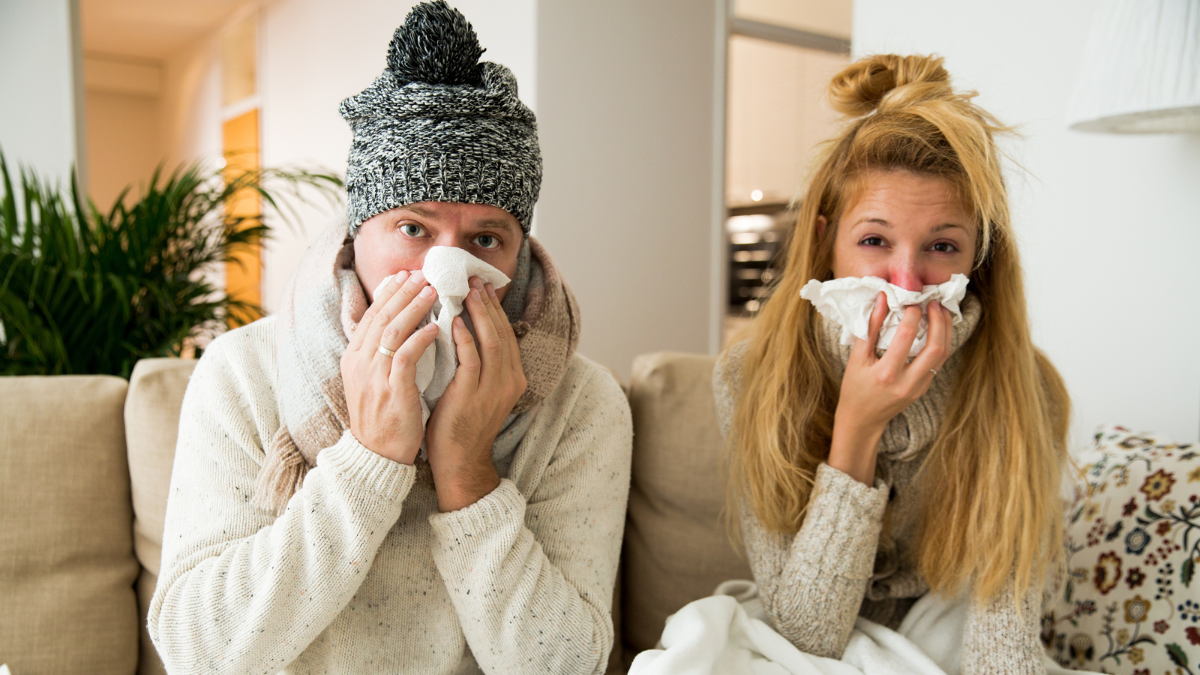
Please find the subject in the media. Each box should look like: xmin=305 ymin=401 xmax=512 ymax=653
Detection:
xmin=342 ymin=270 xmax=439 ymax=465
xmin=341 ymin=271 xmax=525 ymax=511
xmin=426 ymin=278 xmax=527 ymax=513
xmin=828 ymin=292 xmax=953 ymax=485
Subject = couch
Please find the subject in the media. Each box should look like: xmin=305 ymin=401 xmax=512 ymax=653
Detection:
xmin=0 ymin=351 xmax=749 ymax=675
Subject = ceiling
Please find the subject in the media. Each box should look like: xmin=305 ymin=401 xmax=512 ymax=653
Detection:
xmin=80 ymin=0 xmax=256 ymax=61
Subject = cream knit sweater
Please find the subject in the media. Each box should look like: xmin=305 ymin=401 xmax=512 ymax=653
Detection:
xmin=148 ymin=316 xmax=632 ymax=675
xmin=713 ymin=302 xmax=1046 ymax=675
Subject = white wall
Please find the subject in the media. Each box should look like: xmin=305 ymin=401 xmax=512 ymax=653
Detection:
xmin=853 ymin=0 xmax=1200 ymax=445
xmin=160 ymin=38 xmax=222 ymax=175
xmin=0 ymin=0 xmax=85 ymax=185
xmin=82 ymin=54 xmax=166 ymax=210
xmin=726 ymin=36 xmax=847 ymax=206
xmin=259 ymin=0 xmax=725 ymax=379
xmin=536 ymin=0 xmax=725 ymax=378
xmin=258 ymin=0 xmax=537 ymax=312
xmin=736 ymin=0 xmax=852 ymax=40
xmin=85 ymin=89 xmax=161 ymax=211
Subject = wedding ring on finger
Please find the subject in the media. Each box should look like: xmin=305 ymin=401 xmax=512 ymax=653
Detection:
xmin=377 ymin=345 xmax=396 ymax=358
xmin=930 ymin=368 xmax=939 ymax=376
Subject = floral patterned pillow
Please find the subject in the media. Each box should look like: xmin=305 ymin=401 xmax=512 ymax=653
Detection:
xmin=1043 ymin=425 xmax=1200 ymax=674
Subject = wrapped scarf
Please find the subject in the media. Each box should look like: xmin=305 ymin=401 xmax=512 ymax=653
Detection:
xmin=252 ymin=220 xmax=580 ymax=515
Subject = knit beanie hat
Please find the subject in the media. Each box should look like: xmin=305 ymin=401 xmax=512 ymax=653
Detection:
xmin=339 ymin=0 xmax=541 ymax=235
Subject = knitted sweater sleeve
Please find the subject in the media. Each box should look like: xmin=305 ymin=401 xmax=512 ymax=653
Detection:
xmin=962 ymin=577 xmax=1047 ymax=675
xmin=427 ymin=365 xmax=632 ymax=675
xmin=148 ymin=332 xmax=418 ymax=675
xmin=715 ymin=345 xmax=888 ymax=659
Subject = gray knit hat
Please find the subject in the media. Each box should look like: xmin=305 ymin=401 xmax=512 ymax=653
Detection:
xmin=340 ymin=0 xmax=541 ymax=235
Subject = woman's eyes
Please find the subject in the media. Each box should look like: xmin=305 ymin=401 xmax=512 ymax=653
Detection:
xmin=857 ymin=236 xmax=959 ymax=253
xmin=400 ymin=223 xmax=425 ymax=237
xmin=474 ymin=234 xmax=500 ymax=249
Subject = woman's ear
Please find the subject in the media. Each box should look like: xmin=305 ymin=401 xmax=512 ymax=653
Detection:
xmin=816 ymin=215 xmax=828 ymax=239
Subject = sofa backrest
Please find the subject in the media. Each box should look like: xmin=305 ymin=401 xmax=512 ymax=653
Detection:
xmin=2 ymin=352 xmax=744 ymax=673
xmin=124 ymin=358 xmax=197 ymax=675
xmin=0 ymin=375 xmax=140 ymax=675
xmin=619 ymin=352 xmax=751 ymax=666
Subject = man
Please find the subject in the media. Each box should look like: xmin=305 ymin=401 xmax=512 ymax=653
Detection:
xmin=148 ymin=3 xmax=632 ymax=673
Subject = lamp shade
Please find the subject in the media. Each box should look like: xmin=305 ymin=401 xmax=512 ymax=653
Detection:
xmin=1067 ymin=0 xmax=1200 ymax=133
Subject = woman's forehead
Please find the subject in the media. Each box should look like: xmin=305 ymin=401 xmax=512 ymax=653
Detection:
xmin=838 ymin=169 xmax=975 ymax=229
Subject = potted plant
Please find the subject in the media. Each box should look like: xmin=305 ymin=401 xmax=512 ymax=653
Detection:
xmin=0 ymin=152 xmax=342 ymax=377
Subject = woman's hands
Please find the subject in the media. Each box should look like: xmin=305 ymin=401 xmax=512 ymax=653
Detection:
xmin=341 ymin=270 xmax=439 ymax=465
xmin=426 ymin=278 xmax=527 ymax=512
xmin=828 ymin=292 xmax=953 ymax=485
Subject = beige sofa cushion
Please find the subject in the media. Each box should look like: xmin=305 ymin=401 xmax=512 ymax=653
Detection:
xmin=0 ymin=375 xmax=139 ymax=675
xmin=125 ymin=358 xmax=196 ymax=675
xmin=621 ymin=352 xmax=752 ymax=660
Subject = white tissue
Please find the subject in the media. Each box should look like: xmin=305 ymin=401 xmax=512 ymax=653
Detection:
xmin=373 ymin=246 xmax=510 ymax=429
xmin=799 ymin=274 xmax=968 ymax=357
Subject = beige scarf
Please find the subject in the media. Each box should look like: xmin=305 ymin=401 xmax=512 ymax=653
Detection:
xmin=252 ymin=220 xmax=581 ymax=515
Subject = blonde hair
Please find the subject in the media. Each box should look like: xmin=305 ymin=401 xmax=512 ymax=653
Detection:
xmin=727 ymin=54 xmax=1070 ymax=604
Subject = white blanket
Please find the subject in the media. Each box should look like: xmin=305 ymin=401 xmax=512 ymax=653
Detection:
xmin=628 ymin=581 xmax=1099 ymax=675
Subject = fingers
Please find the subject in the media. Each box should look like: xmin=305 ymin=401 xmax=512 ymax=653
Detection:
xmin=361 ymin=270 xmax=428 ymax=357
xmin=450 ymin=316 xmax=482 ymax=388
xmin=881 ymin=304 xmax=923 ymax=368
xmin=483 ymin=282 xmax=513 ymax=371
xmin=387 ymin=322 xmax=439 ymax=390
xmin=492 ymin=284 xmax=523 ymax=376
xmin=909 ymin=301 xmax=952 ymax=379
xmin=853 ymin=292 xmax=889 ymax=361
xmin=349 ymin=270 xmax=410 ymax=352
xmin=867 ymin=292 xmax=888 ymax=349
xmin=464 ymin=278 xmax=506 ymax=376
xmin=486 ymin=283 xmax=525 ymax=395
xmin=373 ymin=283 xmax=436 ymax=372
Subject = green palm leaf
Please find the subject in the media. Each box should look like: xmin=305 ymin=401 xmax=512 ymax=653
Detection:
xmin=0 ymin=149 xmax=342 ymax=378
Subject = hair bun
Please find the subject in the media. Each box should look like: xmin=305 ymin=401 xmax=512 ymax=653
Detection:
xmin=828 ymin=54 xmax=952 ymax=117
xmin=387 ymin=0 xmax=485 ymax=87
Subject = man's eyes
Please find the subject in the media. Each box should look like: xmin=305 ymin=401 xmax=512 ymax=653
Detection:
xmin=396 ymin=225 xmax=500 ymax=249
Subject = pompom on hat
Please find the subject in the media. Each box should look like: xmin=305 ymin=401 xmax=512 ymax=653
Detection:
xmin=340 ymin=0 xmax=541 ymax=235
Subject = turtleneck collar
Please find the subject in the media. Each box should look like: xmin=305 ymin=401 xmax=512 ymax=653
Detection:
xmin=817 ymin=293 xmax=983 ymax=462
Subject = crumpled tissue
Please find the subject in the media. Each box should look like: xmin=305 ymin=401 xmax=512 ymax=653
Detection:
xmin=799 ymin=274 xmax=968 ymax=357
xmin=373 ymin=246 xmax=510 ymax=430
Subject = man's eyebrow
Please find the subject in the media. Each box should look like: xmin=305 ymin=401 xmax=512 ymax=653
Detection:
xmin=399 ymin=206 xmax=515 ymax=232
xmin=473 ymin=218 xmax=518 ymax=233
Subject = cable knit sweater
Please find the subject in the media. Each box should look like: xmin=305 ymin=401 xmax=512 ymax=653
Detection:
xmin=148 ymin=316 xmax=632 ymax=675
xmin=713 ymin=297 xmax=1046 ymax=675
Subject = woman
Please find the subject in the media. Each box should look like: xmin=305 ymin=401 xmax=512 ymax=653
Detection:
xmin=148 ymin=3 xmax=631 ymax=673
xmin=715 ymin=54 xmax=1070 ymax=674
